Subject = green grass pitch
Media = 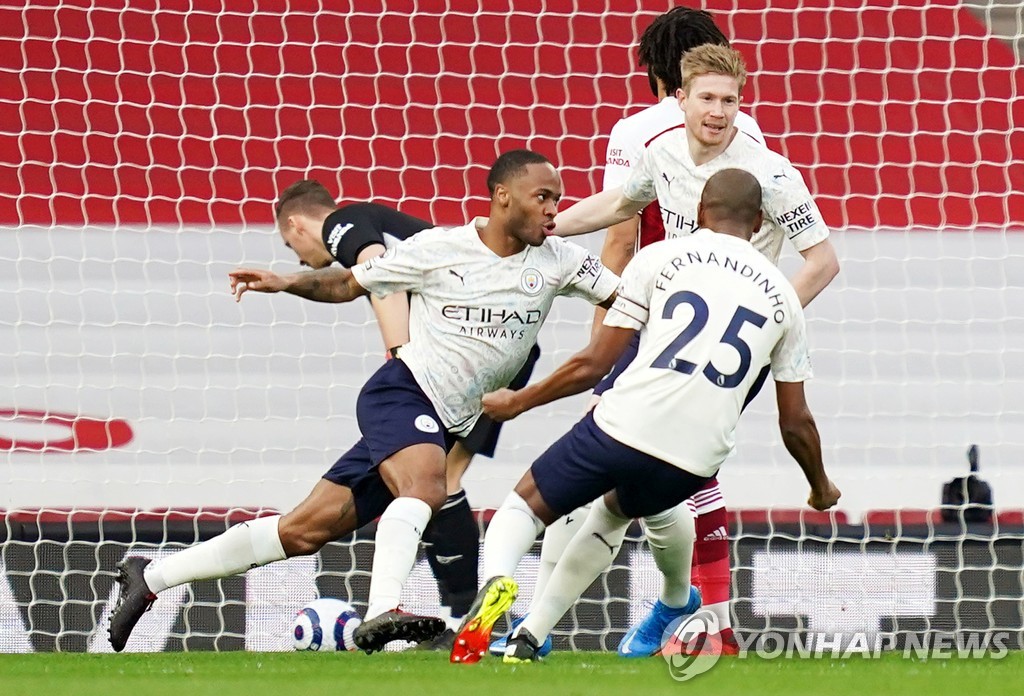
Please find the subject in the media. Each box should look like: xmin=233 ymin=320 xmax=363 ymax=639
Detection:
xmin=1 ymin=651 xmax=1021 ymax=696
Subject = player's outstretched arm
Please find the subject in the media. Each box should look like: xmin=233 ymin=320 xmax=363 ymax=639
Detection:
xmin=791 ymin=238 xmax=840 ymax=308
xmin=229 ymin=266 xmax=368 ymax=304
xmin=590 ymin=217 xmax=639 ymax=338
xmin=775 ymin=380 xmax=841 ymax=511
xmin=551 ymin=186 xmax=646 ymax=238
xmin=483 ymin=323 xmax=634 ymax=421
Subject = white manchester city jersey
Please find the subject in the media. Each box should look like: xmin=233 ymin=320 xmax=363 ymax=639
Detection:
xmin=352 ymin=220 xmax=619 ymax=436
xmin=622 ymin=127 xmax=830 ymax=264
xmin=596 ymin=229 xmax=812 ymax=478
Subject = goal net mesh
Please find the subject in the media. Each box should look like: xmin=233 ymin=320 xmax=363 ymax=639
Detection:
xmin=2 ymin=0 xmax=1022 ymax=652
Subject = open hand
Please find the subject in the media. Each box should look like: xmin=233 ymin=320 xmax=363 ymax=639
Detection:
xmin=229 ymin=268 xmax=287 ymax=302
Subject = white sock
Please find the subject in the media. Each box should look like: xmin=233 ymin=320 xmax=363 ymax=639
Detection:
xmin=365 ymin=497 xmax=432 ymax=620
xmin=535 ymin=504 xmax=589 ymax=597
xmin=643 ymin=505 xmax=696 ymax=608
xmin=144 ymin=515 xmax=286 ymax=594
xmin=521 ymin=497 xmax=629 ymax=642
xmin=705 ymin=601 xmax=731 ymax=629
xmin=482 ymin=492 xmax=546 ymax=579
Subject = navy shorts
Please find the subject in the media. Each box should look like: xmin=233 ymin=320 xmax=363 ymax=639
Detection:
xmin=531 ymin=412 xmax=711 ymax=519
xmin=592 ymin=331 xmax=640 ymax=396
xmin=323 ymin=359 xmax=457 ymax=527
xmin=461 ymin=343 xmax=541 ymax=457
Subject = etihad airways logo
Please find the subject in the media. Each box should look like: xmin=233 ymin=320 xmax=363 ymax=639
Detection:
xmin=442 ymin=305 xmax=541 ymax=341
xmin=441 ymin=306 xmax=542 ymax=325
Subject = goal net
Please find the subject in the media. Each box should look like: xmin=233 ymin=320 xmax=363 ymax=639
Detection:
xmin=2 ymin=0 xmax=1022 ymax=652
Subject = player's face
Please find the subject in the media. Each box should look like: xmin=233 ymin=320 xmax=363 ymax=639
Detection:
xmin=279 ymin=214 xmax=333 ymax=268
xmin=679 ymin=74 xmax=741 ymax=148
xmin=504 ymin=162 xmax=562 ymax=246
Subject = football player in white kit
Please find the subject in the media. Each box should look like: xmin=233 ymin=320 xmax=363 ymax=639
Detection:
xmin=468 ymin=169 xmax=840 ymax=662
xmin=516 ymin=8 xmax=770 ymax=659
xmin=540 ymin=41 xmax=841 ymax=656
xmin=554 ymin=43 xmax=839 ymax=302
xmin=107 ymin=150 xmax=620 ymax=655
xmin=269 ymin=183 xmax=545 ymax=647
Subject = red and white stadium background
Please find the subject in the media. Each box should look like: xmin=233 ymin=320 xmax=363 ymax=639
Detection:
xmin=2 ymin=0 xmax=1023 ymax=652
xmin=6 ymin=0 xmax=1023 ymax=227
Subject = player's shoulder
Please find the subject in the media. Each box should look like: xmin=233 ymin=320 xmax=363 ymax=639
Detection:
xmin=623 ymin=235 xmax=698 ymax=276
xmin=538 ymin=235 xmax=606 ymax=278
xmin=734 ymin=111 xmax=765 ymax=145
xmin=729 ymin=135 xmax=800 ymax=180
xmin=612 ymin=99 xmax=683 ymax=140
xmin=538 ymin=232 xmax=585 ymax=260
xmin=335 ymin=201 xmax=391 ymax=217
xmin=644 ymin=123 xmax=687 ymax=153
xmin=392 ymin=221 xmax=457 ymax=249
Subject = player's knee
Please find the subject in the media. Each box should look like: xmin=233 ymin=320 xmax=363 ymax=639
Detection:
xmin=397 ymin=473 xmax=447 ymax=512
xmin=645 ymin=505 xmax=689 ymax=531
xmin=417 ymin=480 xmax=449 ymax=512
xmin=381 ymin=445 xmax=447 ymax=509
xmin=500 ymin=490 xmax=547 ymax=535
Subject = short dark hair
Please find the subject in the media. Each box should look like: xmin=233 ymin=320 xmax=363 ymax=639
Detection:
xmin=274 ymin=180 xmax=337 ymax=222
xmin=486 ymin=150 xmax=552 ymax=196
xmin=700 ymin=168 xmax=762 ymax=230
xmin=638 ymin=6 xmax=730 ymax=97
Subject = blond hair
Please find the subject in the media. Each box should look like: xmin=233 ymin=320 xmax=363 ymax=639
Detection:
xmin=680 ymin=44 xmax=747 ymax=94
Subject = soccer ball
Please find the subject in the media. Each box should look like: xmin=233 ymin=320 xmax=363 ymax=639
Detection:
xmin=292 ymin=598 xmax=362 ymax=652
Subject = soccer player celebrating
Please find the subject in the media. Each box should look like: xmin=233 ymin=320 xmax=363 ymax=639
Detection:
xmin=459 ymin=169 xmax=840 ymax=663
xmin=270 ymin=185 xmax=543 ymax=645
xmin=545 ymin=40 xmax=841 ymax=656
xmin=517 ymin=8 xmax=771 ymax=659
xmin=107 ymin=150 xmax=620 ymax=654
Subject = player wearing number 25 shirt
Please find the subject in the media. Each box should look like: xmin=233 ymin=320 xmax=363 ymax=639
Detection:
xmin=458 ymin=169 xmax=840 ymax=663
xmin=595 ymin=213 xmax=807 ymax=476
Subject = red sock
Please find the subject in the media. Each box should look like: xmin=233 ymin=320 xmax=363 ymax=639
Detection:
xmin=692 ymin=504 xmax=731 ymax=615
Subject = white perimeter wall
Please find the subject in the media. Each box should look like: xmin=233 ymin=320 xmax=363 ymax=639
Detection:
xmin=2 ymin=226 xmax=1022 ymax=521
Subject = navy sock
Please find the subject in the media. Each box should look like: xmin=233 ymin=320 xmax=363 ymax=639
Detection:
xmin=422 ymin=490 xmax=479 ymax=618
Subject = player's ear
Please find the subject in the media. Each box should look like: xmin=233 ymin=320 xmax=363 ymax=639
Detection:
xmin=752 ymin=209 xmax=764 ymax=235
xmin=494 ymin=183 xmax=510 ymax=207
xmin=696 ymin=202 xmax=705 ymax=229
xmin=290 ymin=214 xmax=312 ymax=239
